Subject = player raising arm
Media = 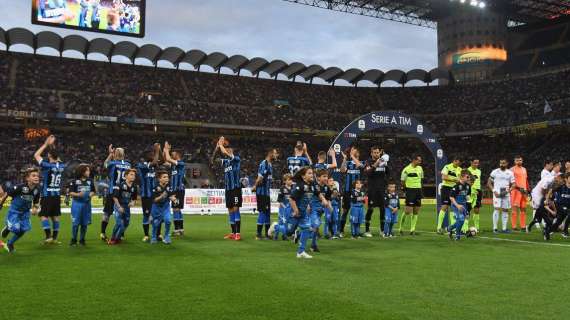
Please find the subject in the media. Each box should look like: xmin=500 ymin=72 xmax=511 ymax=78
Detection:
xmin=34 ymin=135 xmax=66 ymax=245
xmin=101 ymin=145 xmax=131 ymax=241
xmin=286 ymin=142 xmax=312 ymax=175
xmin=164 ymin=142 xmax=186 ymax=237
xmin=215 ymin=137 xmax=243 ymax=241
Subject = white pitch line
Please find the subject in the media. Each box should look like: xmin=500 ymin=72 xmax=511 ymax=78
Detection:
xmin=419 ymin=230 xmax=570 ymax=248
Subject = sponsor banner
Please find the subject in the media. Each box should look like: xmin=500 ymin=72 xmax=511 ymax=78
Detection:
xmin=484 ymin=121 xmax=548 ymax=135
xmin=182 ymin=188 xmax=280 ymax=214
xmin=0 ymin=109 xmax=48 ymax=119
xmin=63 ymin=113 xmax=118 ymax=122
xmin=447 ymin=48 xmax=507 ymax=67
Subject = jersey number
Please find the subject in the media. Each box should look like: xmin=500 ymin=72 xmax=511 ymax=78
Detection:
xmin=50 ymin=174 xmax=62 ymax=187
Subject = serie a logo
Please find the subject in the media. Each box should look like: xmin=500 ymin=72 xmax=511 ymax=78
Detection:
xmin=416 ymin=125 xmax=424 ymax=134
xmin=358 ymin=120 xmax=366 ymax=130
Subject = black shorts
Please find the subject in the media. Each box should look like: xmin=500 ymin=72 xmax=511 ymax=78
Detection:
xmin=342 ymin=192 xmax=352 ymax=212
xmin=103 ymin=194 xmax=114 ymax=216
xmin=367 ymin=188 xmax=385 ymax=208
xmin=171 ymin=190 xmax=185 ymax=210
xmin=225 ymin=188 xmax=243 ymax=209
xmin=256 ymin=195 xmax=271 ymax=213
xmin=39 ymin=196 xmax=61 ymax=217
xmin=142 ymin=197 xmax=153 ymax=216
xmin=405 ymin=188 xmax=422 ymax=207
xmin=475 ymin=190 xmax=483 ymax=208
xmin=440 ymin=186 xmax=452 ymax=206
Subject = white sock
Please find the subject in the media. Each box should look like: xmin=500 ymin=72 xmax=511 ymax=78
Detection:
xmin=502 ymin=212 xmax=508 ymax=230
xmin=493 ymin=209 xmax=499 ymax=230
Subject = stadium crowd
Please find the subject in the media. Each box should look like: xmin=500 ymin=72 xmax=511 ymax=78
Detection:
xmin=0 ymin=51 xmax=569 ymax=188
xmin=0 ymin=52 xmax=568 ymax=134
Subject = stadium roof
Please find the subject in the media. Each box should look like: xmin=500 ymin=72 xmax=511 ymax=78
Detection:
xmin=281 ymin=0 xmax=570 ymax=28
xmin=0 ymin=27 xmax=453 ymax=86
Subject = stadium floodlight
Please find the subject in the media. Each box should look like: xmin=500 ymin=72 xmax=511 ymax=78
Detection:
xmin=479 ymin=2 xmax=486 ymax=8
xmin=460 ymin=0 xmax=466 ymax=3
xmin=470 ymin=0 xmax=478 ymax=6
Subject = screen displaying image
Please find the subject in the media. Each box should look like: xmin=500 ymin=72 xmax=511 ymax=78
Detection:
xmin=32 ymin=0 xmax=145 ymax=38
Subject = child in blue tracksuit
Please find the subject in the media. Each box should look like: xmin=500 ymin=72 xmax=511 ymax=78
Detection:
xmin=0 ymin=168 xmax=41 ymax=253
xmin=449 ymin=170 xmax=472 ymax=240
xmin=275 ymin=174 xmax=293 ymax=240
xmin=151 ymin=171 xmax=176 ymax=244
xmin=310 ymin=169 xmax=331 ymax=252
xmin=350 ymin=180 xmax=365 ymax=239
xmin=383 ymin=183 xmax=400 ymax=237
xmin=327 ymin=177 xmax=340 ymax=239
xmin=68 ymin=164 xmax=96 ymax=246
xmin=110 ymin=169 xmax=138 ymax=245
xmin=290 ymin=167 xmax=316 ymax=259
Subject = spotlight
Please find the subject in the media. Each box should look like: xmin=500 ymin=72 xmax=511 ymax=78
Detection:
xmin=470 ymin=0 xmax=478 ymax=6
xmin=479 ymin=2 xmax=486 ymax=8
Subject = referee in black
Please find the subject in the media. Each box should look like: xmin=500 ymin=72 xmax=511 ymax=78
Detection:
xmin=363 ymin=146 xmax=389 ymax=237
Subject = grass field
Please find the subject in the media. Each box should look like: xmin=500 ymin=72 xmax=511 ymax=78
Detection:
xmin=1 ymin=204 xmax=569 ymax=320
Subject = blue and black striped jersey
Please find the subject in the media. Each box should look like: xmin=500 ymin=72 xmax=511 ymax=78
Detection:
xmin=287 ymin=156 xmax=310 ymax=175
xmin=106 ymin=160 xmax=131 ymax=195
xmin=39 ymin=159 xmax=65 ymax=197
xmin=222 ymin=155 xmax=241 ymax=191
xmin=169 ymin=160 xmax=186 ymax=192
xmin=256 ymin=159 xmax=272 ymax=196
xmin=136 ymin=162 xmax=155 ymax=198
xmin=344 ymin=160 xmax=364 ymax=194
xmin=554 ymin=185 xmax=570 ymax=208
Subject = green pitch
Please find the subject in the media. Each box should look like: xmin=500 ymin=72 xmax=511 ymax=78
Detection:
xmin=1 ymin=205 xmax=569 ymax=320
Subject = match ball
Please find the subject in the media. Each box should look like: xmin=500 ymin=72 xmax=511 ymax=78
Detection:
xmin=267 ymin=222 xmax=278 ymax=238
xmin=468 ymin=227 xmax=478 ymax=237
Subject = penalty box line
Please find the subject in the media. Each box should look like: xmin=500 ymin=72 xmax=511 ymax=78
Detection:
xmin=418 ymin=230 xmax=570 ymax=248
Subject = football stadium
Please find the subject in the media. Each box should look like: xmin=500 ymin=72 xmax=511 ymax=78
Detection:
xmin=1 ymin=0 xmax=570 ymax=319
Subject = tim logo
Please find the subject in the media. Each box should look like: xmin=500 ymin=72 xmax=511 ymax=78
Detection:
xmin=417 ymin=125 xmax=424 ymax=135
xmin=344 ymin=132 xmax=357 ymax=139
xmin=333 ymin=144 xmax=341 ymax=153
xmin=437 ymin=149 xmax=443 ymax=159
xmin=358 ymin=120 xmax=366 ymax=130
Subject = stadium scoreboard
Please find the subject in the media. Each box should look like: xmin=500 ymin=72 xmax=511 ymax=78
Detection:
xmin=32 ymin=0 xmax=146 ymax=38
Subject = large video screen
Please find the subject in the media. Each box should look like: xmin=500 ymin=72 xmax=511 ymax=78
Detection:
xmin=32 ymin=0 xmax=145 ymax=38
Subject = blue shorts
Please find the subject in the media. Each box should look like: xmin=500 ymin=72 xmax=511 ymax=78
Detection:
xmin=385 ymin=208 xmax=398 ymax=224
xmin=5 ymin=210 xmax=31 ymax=233
xmin=296 ymin=212 xmax=311 ymax=230
xmin=310 ymin=212 xmax=322 ymax=229
xmin=151 ymin=204 xmax=172 ymax=224
xmin=452 ymin=204 xmax=468 ymax=220
xmin=278 ymin=206 xmax=291 ymax=225
xmin=114 ymin=205 xmax=132 ymax=227
xmin=350 ymin=206 xmax=365 ymax=224
xmin=71 ymin=201 xmax=92 ymax=226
